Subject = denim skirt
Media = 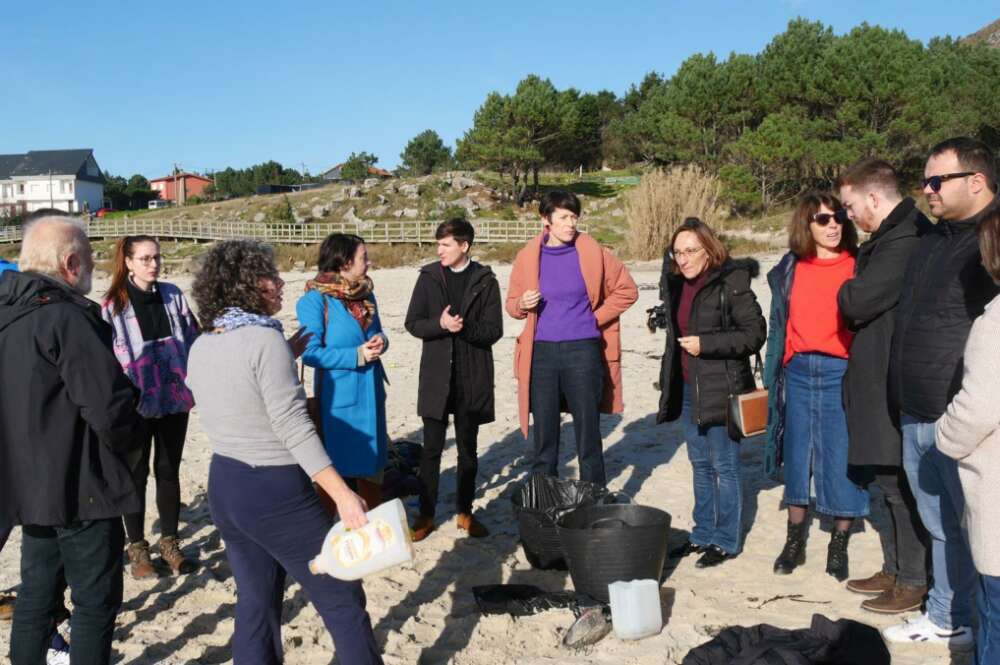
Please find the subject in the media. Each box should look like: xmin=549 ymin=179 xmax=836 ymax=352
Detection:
xmin=782 ymin=353 xmax=868 ymax=517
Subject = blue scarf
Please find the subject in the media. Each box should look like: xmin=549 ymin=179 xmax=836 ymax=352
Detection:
xmin=211 ymin=307 xmax=284 ymax=334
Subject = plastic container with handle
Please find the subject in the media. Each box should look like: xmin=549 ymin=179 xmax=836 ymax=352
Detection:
xmin=309 ymin=498 xmax=414 ymax=580
xmin=608 ymin=579 xmax=663 ymax=640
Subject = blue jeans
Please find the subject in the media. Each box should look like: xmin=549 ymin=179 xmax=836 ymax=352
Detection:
xmin=681 ymin=384 xmax=742 ymax=554
xmin=783 ymin=353 xmax=869 ymax=517
xmin=979 ymin=575 xmax=1000 ymax=665
xmin=529 ymin=339 xmax=606 ymax=486
xmin=10 ymin=519 xmax=124 ymax=665
xmin=901 ymin=413 xmax=976 ymax=629
xmin=209 ymin=455 xmax=382 ymax=665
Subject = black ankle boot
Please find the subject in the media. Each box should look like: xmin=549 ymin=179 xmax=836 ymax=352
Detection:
xmin=826 ymin=529 xmax=850 ymax=581
xmin=773 ymin=520 xmax=807 ymax=575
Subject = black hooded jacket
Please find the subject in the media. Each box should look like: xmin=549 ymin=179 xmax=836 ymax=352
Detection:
xmin=656 ymin=257 xmax=767 ymax=427
xmin=0 ymin=270 xmax=143 ymax=529
xmin=404 ymin=261 xmax=503 ymax=423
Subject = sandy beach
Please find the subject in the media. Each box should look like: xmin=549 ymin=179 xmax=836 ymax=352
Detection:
xmin=0 ymin=253 xmax=967 ymax=664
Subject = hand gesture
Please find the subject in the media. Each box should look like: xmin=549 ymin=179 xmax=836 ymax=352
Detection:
xmin=440 ymin=307 xmax=464 ymax=333
xmin=288 ymin=328 xmax=313 ymax=359
xmin=361 ymin=337 xmax=383 ymax=363
xmin=519 ymin=289 xmax=542 ymax=312
xmin=678 ymin=335 xmax=701 ymax=357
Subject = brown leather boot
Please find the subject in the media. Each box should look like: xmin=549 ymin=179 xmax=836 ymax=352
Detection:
xmin=861 ymin=583 xmax=927 ymax=614
xmin=456 ymin=513 xmax=489 ymax=538
xmin=0 ymin=594 xmax=14 ymax=621
xmin=847 ymin=570 xmax=895 ymax=595
xmin=157 ymin=536 xmax=196 ymax=575
xmin=411 ymin=515 xmax=436 ymax=542
xmin=127 ymin=540 xmax=157 ymax=579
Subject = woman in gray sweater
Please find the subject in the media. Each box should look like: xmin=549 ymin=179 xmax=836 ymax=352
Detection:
xmin=186 ymin=241 xmax=382 ymax=665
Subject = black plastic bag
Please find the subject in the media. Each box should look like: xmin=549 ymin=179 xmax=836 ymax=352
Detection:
xmin=381 ymin=440 xmax=424 ymax=501
xmin=472 ymin=584 xmax=601 ymax=618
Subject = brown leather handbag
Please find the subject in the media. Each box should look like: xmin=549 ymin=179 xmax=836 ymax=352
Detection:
xmin=720 ymin=288 xmax=768 ymax=440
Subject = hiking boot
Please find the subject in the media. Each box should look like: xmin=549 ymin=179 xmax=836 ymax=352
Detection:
xmin=157 ymin=536 xmax=196 ymax=575
xmin=0 ymin=593 xmax=14 ymax=621
xmin=826 ymin=530 xmax=851 ymax=581
xmin=882 ymin=612 xmax=973 ymax=651
xmin=411 ymin=515 xmax=436 ymax=542
xmin=862 ymin=583 xmax=927 ymax=614
xmin=456 ymin=513 xmax=489 ymax=538
xmin=695 ymin=545 xmax=734 ymax=568
xmin=773 ymin=521 xmax=807 ymax=575
xmin=847 ymin=570 xmax=895 ymax=595
xmin=126 ymin=540 xmax=156 ymax=579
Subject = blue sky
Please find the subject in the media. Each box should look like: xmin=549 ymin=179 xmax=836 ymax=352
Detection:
xmin=1 ymin=1 xmax=994 ymax=179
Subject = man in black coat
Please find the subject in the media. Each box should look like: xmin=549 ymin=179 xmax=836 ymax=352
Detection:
xmin=882 ymin=138 xmax=999 ymax=649
xmin=0 ymin=217 xmax=143 ymax=664
xmin=836 ymin=160 xmax=931 ymax=614
xmin=404 ymin=219 xmax=503 ymax=542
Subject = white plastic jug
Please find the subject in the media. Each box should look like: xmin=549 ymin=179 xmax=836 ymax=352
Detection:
xmin=608 ymin=579 xmax=663 ymax=640
xmin=309 ymin=498 xmax=414 ymax=581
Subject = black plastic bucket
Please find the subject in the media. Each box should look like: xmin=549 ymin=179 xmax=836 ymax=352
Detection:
xmin=556 ymin=503 xmax=671 ymax=604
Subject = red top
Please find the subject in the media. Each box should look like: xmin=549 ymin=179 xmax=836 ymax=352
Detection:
xmin=783 ymin=252 xmax=855 ymax=365
xmin=677 ymin=272 xmax=708 ymax=384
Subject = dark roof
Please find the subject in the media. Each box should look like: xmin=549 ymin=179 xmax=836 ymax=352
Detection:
xmin=0 ymin=149 xmax=104 ymax=184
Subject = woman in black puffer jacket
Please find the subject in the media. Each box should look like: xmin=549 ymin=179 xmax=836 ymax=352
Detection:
xmin=654 ymin=218 xmax=767 ymax=568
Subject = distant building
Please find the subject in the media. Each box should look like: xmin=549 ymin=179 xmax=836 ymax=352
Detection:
xmin=322 ymin=163 xmax=394 ymax=182
xmin=0 ymin=149 xmax=105 ymax=217
xmin=149 ymin=172 xmax=214 ymax=205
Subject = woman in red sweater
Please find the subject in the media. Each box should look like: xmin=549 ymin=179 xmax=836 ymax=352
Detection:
xmin=764 ymin=193 xmax=868 ymax=581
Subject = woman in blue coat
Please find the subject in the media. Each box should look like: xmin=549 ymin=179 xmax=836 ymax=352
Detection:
xmin=297 ymin=234 xmax=388 ymax=509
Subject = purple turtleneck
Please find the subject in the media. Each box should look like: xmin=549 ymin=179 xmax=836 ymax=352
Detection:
xmin=534 ymin=237 xmax=600 ymax=342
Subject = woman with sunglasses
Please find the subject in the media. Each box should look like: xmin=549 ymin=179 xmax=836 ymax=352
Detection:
xmin=101 ymin=235 xmax=200 ymax=578
xmin=764 ymin=192 xmax=868 ymax=581
xmin=655 ymin=218 xmax=766 ymax=568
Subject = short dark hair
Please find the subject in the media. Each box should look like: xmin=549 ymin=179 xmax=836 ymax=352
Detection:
xmin=435 ymin=218 xmax=475 ymax=246
xmin=317 ymin=233 xmax=365 ymax=273
xmin=668 ymin=217 xmax=728 ymax=274
xmin=539 ymin=190 xmax=581 ymax=218
xmin=788 ymin=192 xmax=858 ymax=258
xmin=192 ymin=240 xmax=279 ymax=328
xmin=931 ymin=137 xmax=997 ymax=192
xmin=25 ymin=208 xmax=70 ymax=222
xmin=977 ymin=204 xmax=1000 ymax=283
xmin=837 ymin=159 xmax=901 ymax=197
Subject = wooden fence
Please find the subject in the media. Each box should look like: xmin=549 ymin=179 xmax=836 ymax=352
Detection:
xmin=0 ymin=218 xmax=568 ymax=245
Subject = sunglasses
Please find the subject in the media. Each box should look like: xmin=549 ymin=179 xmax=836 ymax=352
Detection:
xmin=812 ymin=209 xmax=848 ymax=226
xmin=922 ymin=172 xmax=976 ymax=192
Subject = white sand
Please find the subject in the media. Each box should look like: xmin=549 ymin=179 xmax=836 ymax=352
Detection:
xmin=0 ymin=255 xmax=966 ymax=664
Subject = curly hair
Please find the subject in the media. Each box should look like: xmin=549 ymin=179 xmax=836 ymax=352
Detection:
xmin=192 ymin=241 xmax=279 ymax=329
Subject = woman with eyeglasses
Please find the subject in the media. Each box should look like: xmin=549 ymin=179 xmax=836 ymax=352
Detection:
xmin=102 ymin=235 xmax=200 ymax=578
xmin=764 ymin=193 xmax=868 ymax=581
xmin=655 ymin=218 xmax=766 ymax=568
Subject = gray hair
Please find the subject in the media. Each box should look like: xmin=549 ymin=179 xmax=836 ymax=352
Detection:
xmin=19 ymin=216 xmax=90 ymax=277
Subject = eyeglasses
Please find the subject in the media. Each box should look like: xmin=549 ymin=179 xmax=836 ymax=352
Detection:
xmin=669 ymin=247 xmax=704 ymax=260
xmin=812 ymin=210 xmax=847 ymax=227
xmin=132 ymin=255 xmax=161 ymax=265
xmin=922 ymin=172 xmax=976 ymax=192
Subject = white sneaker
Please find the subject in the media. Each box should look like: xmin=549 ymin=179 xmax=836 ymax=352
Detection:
xmin=882 ymin=612 xmax=974 ymax=651
xmin=46 ymin=648 xmax=70 ymax=665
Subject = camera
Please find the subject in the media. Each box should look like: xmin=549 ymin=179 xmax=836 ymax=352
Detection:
xmin=646 ymin=303 xmax=669 ymax=333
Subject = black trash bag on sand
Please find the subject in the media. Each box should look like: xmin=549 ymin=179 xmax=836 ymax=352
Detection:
xmin=381 ymin=440 xmax=424 ymax=501
xmin=511 ymin=473 xmax=625 ymax=570
xmin=472 ymin=584 xmax=602 ymax=618
xmin=682 ymin=613 xmax=891 ymax=665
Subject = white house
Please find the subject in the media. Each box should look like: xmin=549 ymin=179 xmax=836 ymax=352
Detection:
xmin=0 ymin=149 xmax=105 ymax=217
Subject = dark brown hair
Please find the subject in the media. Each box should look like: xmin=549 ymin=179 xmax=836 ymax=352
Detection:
xmin=668 ymin=217 xmax=728 ymax=274
xmin=317 ymin=233 xmax=365 ymax=273
xmin=836 ymin=159 xmax=901 ymax=197
xmin=787 ymin=192 xmax=858 ymax=258
xmin=104 ymin=235 xmax=159 ymax=314
xmin=931 ymin=137 xmax=997 ymax=193
xmin=192 ymin=240 xmax=279 ymax=328
xmin=539 ymin=190 xmax=581 ymax=218
xmin=436 ymin=218 xmax=475 ymax=246
xmin=977 ymin=204 xmax=1000 ymax=283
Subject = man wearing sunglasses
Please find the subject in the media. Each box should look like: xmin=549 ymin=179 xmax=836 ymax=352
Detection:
xmin=836 ymin=160 xmax=932 ymax=615
xmin=883 ymin=137 xmax=999 ymax=650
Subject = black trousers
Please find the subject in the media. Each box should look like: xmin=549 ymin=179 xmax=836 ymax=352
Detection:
xmin=123 ymin=412 xmax=190 ymax=543
xmin=870 ymin=465 xmax=929 ymax=587
xmin=419 ymin=384 xmax=480 ymax=517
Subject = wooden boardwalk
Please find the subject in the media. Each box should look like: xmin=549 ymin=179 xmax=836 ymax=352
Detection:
xmin=0 ymin=218 xmax=562 ymax=245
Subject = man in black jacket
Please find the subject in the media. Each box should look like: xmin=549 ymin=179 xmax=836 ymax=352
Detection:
xmin=0 ymin=217 xmax=143 ymax=664
xmin=836 ymin=160 xmax=931 ymax=614
xmin=883 ymin=138 xmax=999 ymax=650
xmin=404 ymin=219 xmax=503 ymax=542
